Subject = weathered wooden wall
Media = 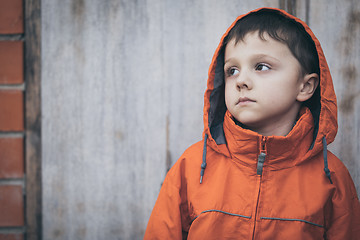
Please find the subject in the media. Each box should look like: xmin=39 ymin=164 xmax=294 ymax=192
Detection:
xmin=41 ymin=0 xmax=360 ymax=239
xmin=309 ymin=0 xmax=360 ymax=197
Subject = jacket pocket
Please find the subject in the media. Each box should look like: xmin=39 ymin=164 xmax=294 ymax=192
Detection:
xmin=188 ymin=209 xmax=252 ymax=239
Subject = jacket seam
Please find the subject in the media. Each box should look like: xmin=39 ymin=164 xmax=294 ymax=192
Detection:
xmin=260 ymin=217 xmax=324 ymax=228
xmin=191 ymin=209 xmax=251 ymax=224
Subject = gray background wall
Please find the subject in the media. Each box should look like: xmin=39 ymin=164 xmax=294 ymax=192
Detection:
xmin=41 ymin=0 xmax=360 ymax=239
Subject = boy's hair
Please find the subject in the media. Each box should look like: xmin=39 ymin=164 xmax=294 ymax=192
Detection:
xmin=224 ymin=9 xmax=319 ymax=75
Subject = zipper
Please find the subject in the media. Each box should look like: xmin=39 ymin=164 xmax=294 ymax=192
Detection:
xmin=257 ymin=136 xmax=267 ymax=175
xmin=252 ymin=136 xmax=267 ymax=239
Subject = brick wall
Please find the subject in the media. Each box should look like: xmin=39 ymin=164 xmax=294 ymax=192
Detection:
xmin=0 ymin=0 xmax=26 ymax=239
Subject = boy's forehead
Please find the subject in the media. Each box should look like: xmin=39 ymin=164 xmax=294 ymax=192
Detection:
xmin=231 ymin=31 xmax=284 ymax=47
xmin=224 ymin=31 xmax=301 ymax=71
xmin=225 ymin=31 xmax=291 ymax=57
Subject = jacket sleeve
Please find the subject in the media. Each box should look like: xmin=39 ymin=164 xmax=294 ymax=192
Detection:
xmin=325 ymin=162 xmax=360 ymax=239
xmin=144 ymin=160 xmax=190 ymax=240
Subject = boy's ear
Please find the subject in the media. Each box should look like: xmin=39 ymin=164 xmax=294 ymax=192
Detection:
xmin=297 ymin=73 xmax=319 ymax=102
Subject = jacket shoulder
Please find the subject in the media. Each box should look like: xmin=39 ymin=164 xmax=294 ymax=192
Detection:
xmin=327 ymin=151 xmax=359 ymax=200
xmin=164 ymin=140 xmax=204 ymax=185
xmin=181 ymin=140 xmax=204 ymax=160
xmin=328 ymin=151 xmax=355 ymax=180
xmin=170 ymin=140 xmax=204 ymax=168
xmin=325 ymin=152 xmax=360 ymax=238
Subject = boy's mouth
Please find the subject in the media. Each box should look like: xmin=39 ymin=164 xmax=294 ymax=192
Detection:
xmin=236 ymin=97 xmax=255 ymax=105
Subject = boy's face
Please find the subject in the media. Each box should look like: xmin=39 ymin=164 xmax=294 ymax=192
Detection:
xmin=224 ymin=31 xmax=306 ymax=136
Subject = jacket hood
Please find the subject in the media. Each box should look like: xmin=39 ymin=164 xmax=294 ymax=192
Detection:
xmin=203 ymin=7 xmax=338 ymax=157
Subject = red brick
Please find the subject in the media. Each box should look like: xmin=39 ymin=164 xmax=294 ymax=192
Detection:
xmin=0 ymin=90 xmax=23 ymax=131
xmin=0 ymin=0 xmax=24 ymax=34
xmin=0 ymin=138 xmax=24 ymax=178
xmin=0 ymin=41 xmax=24 ymax=84
xmin=0 ymin=234 xmax=23 ymax=240
xmin=0 ymin=185 xmax=24 ymax=226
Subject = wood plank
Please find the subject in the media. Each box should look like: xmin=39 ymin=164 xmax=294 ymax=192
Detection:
xmin=24 ymin=0 xmax=42 ymax=239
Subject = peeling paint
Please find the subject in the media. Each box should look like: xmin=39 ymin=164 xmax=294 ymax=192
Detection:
xmin=71 ymin=0 xmax=85 ymax=21
xmin=339 ymin=92 xmax=360 ymax=114
xmin=340 ymin=66 xmax=358 ymax=114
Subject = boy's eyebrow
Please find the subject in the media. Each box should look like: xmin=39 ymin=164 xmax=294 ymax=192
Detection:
xmin=251 ymin=54 xmax=281 ymax=63
xmin=224 ymin=54 xmax=281 ymax=65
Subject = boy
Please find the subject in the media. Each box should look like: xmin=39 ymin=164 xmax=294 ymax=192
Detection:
xmin=144 ymin=8 xmax=360 ymax=239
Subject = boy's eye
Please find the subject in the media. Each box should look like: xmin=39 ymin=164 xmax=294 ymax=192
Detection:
xmin=227 ymin=68 xmax=239 ymax=76
xmin=255 ymin=63 xmax=271 ymax=71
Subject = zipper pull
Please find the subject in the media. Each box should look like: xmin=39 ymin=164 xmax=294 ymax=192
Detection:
xmin=257 ymin=152 xmax=266 ymax=175
xmin=257 ymin=136 xmax=267 ymax=175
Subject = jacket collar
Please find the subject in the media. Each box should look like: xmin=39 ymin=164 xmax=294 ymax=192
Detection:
xmin=222 ymin=108 xmax=315 ymax=171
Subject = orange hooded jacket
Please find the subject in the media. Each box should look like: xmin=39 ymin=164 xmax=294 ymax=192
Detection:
xmin=144 ymin=8 xmax=360 ymax=239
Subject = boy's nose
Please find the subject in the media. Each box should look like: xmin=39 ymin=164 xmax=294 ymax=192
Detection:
xmin=236 ymin=71 xmax=252 ymax=90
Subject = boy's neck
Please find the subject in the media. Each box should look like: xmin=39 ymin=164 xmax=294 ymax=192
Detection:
xmin=234 ymin=116 xmax=298 ymax=137
xmin=252 ymin=121 xmax=296 ymax=136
